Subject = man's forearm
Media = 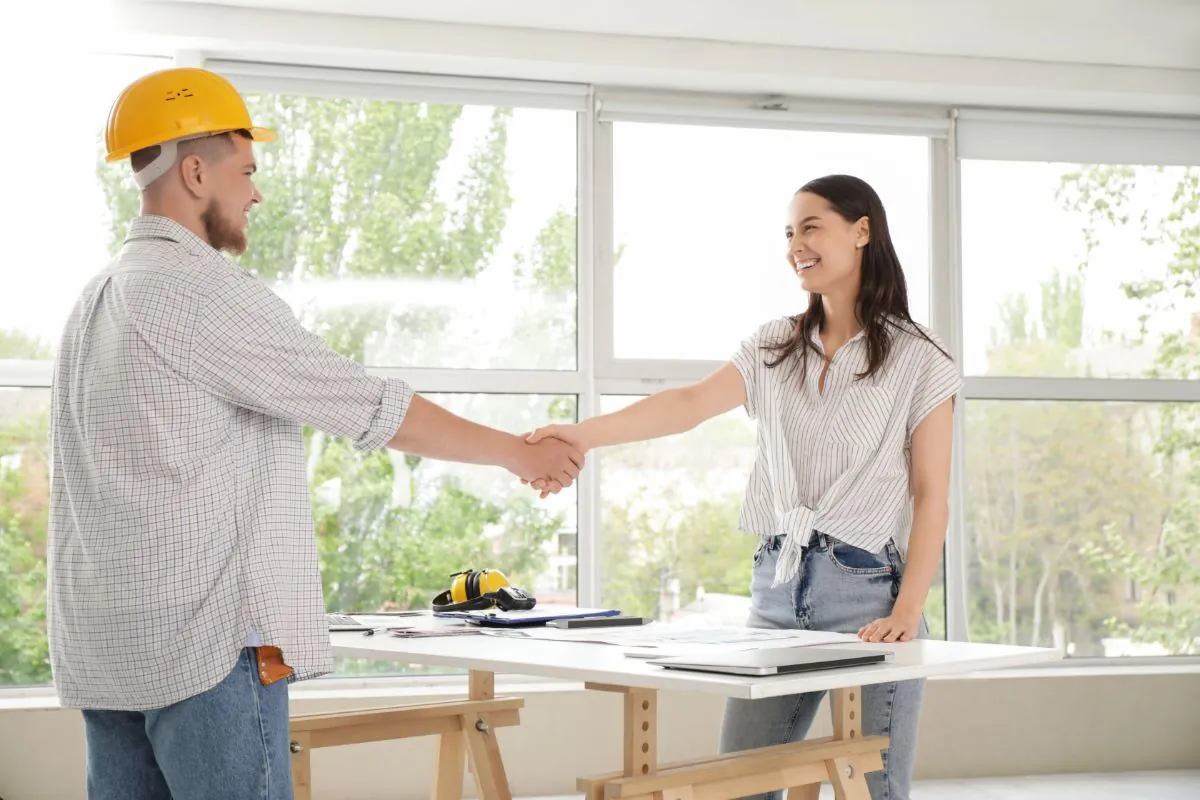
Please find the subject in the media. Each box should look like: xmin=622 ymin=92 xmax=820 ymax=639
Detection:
xmin=894 ymin=497 xmax=949 ymax=616
xmin=386 ymin=394 xmax=520 ymax=469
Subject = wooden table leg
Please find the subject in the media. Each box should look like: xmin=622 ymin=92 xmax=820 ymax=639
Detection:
xmin=824 ymin=686 xmax=875 ymax=800
xmin=624 ymin=687 xmax=658 ymax=777
xmin=831 ymin=686 xmax=861 ymax=741
xmin=470 ymin=670 xmax=495 ymax=701
xmin=584 ymin=682 xmax=659 ymax=778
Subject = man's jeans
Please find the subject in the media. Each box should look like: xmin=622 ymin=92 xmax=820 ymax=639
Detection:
xmin=82 ymin=647 xmax=292 ymax=800
xmin=719 ymin=533 xmax=928 ymax=800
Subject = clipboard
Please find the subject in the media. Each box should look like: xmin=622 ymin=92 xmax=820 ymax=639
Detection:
xmin=434 ymin=606 xmax=621 ymax=627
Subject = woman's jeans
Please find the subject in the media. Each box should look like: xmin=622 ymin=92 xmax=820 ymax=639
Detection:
xmin=718 ymin=533 xmax=928 ymax=800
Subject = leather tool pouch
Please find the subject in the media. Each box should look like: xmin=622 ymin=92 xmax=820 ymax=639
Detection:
xmin=255 ymin=645 xmax=293 ymax=686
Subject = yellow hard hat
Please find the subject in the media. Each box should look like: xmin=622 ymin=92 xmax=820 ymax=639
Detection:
xmin=104 ymin=67 xmax=276 ymax=163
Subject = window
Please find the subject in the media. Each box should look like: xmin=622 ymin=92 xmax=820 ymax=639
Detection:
xmin=961 ymin=161 xmax=1198 ymax=379
xmin=964 ymin=400 xmax=1197 ymax=657
xmin=610 ymin=123 xmax=931 ymax=362
xmin=598 ymin=397 xmax=758 ymax=624
xmin=97 ymin=90 xmax=580 ymax=371
xmin=0 ymin=52 xmax=170 ymax=360
xmin=959 ymin=157 xmax=1200 ymax=657
xmin=0 ymin=389 xmax=50 ymax=685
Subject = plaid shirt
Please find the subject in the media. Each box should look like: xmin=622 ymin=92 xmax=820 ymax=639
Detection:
xmin=47 ymin=215 xmax=413 ymax=710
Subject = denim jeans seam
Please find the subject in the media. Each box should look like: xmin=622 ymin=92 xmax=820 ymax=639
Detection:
xmin=244 ymin=649 xmax=272 ymax=800
xmin=880 ymin=681 xmax=897 ymax=800
xmin=784 ymin=694 xmax=810 ymax=749
xmin=822 ymin=548 xmax=894 ymax=577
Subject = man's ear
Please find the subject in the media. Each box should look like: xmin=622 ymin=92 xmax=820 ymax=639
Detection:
xmin=179 ymin=154 xmax=209 ymax=199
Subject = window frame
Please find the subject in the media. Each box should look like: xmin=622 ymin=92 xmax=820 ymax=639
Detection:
xmin=4 ymin=50 xmax=1200 ymax=695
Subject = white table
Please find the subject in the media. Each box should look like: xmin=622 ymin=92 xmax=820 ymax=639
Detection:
xmin=328 ymin=627 xmax=1060 ymax=800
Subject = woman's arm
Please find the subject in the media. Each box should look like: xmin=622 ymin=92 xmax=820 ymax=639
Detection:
xmin=528 ymin=362 xmax=748 ymax=452
xmin=523 ymin=363 xmax=748 ymax=495
xmin=859 ymin=396 xmax=955 ymax=643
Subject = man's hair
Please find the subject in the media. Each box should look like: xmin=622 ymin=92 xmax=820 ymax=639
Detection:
xmin=130 ymin=129 xmax=252 ymax=175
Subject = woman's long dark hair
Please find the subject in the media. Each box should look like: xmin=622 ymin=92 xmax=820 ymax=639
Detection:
xmin=764 ymin=174 xmax=947 ymax=381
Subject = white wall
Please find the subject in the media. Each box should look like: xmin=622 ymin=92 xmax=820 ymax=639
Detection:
xmin=2 ymin=671 xmax=1197 ymax=799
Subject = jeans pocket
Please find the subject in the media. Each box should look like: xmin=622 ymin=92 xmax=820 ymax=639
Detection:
xmin=824 ymin=538 xmax=895 ymax=576
xmin=752 ymin=535 xmax=779 ymax=567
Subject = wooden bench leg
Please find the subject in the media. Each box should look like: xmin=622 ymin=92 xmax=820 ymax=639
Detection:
xmin=826 ymin=755 xmax=872 ymax=800
xmin=787 ymin=783 xmax=821 ymax=800
xmin=463 ymin=671 xmax=512 ymax=800
xmin=290 ymin=684 xmax=520 ymax=800
xmin=465 ymin=712 xmax=512 ymax=800
xmin=432 ymin=730 xmax=466 ymax=800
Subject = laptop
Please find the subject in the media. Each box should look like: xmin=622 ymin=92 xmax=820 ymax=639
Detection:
xmin=647 ymin=645 xmax=891 ymax=677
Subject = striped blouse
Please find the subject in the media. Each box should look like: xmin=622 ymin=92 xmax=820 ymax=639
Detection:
xmin=730 ymin=315 xmax=962 ymax=587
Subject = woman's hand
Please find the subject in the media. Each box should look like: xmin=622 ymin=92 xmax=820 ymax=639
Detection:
xmin=858 ymin=607 xmax=922 ymax=643
xmin=526 ymin=423 xmax=588 ymax=451
xmin=521 ymin=424 xmax=590 ymax=498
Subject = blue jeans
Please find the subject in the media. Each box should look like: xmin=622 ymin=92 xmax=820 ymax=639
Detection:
xmin=718 ymin=534 xmax=928 ymax=800
xmin=82 ymin=648 xmax=292 ymax=800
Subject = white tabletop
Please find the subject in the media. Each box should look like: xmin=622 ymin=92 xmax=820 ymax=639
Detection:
xmin=331 ymin=626 xmax=1061 ymax=700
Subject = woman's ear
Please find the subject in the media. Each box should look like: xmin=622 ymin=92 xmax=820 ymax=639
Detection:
xmin=855 ymin=217 xmax=871 ymax=249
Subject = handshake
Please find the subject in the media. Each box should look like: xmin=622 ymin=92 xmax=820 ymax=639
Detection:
xmin=507 ymin=423 xmax=587 ymax=498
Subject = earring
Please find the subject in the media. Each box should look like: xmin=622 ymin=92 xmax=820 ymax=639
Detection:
xmin=856 ymin=242 xmax=865 ymax=249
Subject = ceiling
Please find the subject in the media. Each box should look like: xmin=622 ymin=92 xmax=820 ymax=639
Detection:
xmin=152 ymin=0 xmax=1200 ymax=72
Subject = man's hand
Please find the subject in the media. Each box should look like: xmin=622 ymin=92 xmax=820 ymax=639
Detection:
xmin=506 ymin=436 xmax=584 ymax=494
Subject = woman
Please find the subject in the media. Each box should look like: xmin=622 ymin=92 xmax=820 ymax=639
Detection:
xmin=527 ymin=173 xmax=960 ymax=800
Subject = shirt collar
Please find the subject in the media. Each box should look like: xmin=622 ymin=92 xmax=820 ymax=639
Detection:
xmin=808 ymin=322 xmax=868 ymax=356
xmin=123 ymin=215 xmax=216 ymax=258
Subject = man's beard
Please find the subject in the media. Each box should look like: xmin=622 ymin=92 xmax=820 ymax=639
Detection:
xmin=201 ymin=200 xmax=248 ymax=256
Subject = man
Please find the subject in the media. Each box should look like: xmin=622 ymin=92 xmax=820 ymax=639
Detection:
xmin=47 ymin=66 xmax=582 ymax=799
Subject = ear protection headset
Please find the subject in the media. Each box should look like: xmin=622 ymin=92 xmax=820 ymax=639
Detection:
xmin=431 ymin=569 xmax=537 ymax=613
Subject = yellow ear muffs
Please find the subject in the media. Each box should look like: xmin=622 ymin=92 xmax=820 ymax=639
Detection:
xmin=432 ymin=569 xmax=537 ymax=613
xmin=449 ymin=569 xmax=510 ymax=604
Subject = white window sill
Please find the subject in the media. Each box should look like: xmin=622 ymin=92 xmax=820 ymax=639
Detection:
xmin=2 ymin=660 xmax=1197 ymax=712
